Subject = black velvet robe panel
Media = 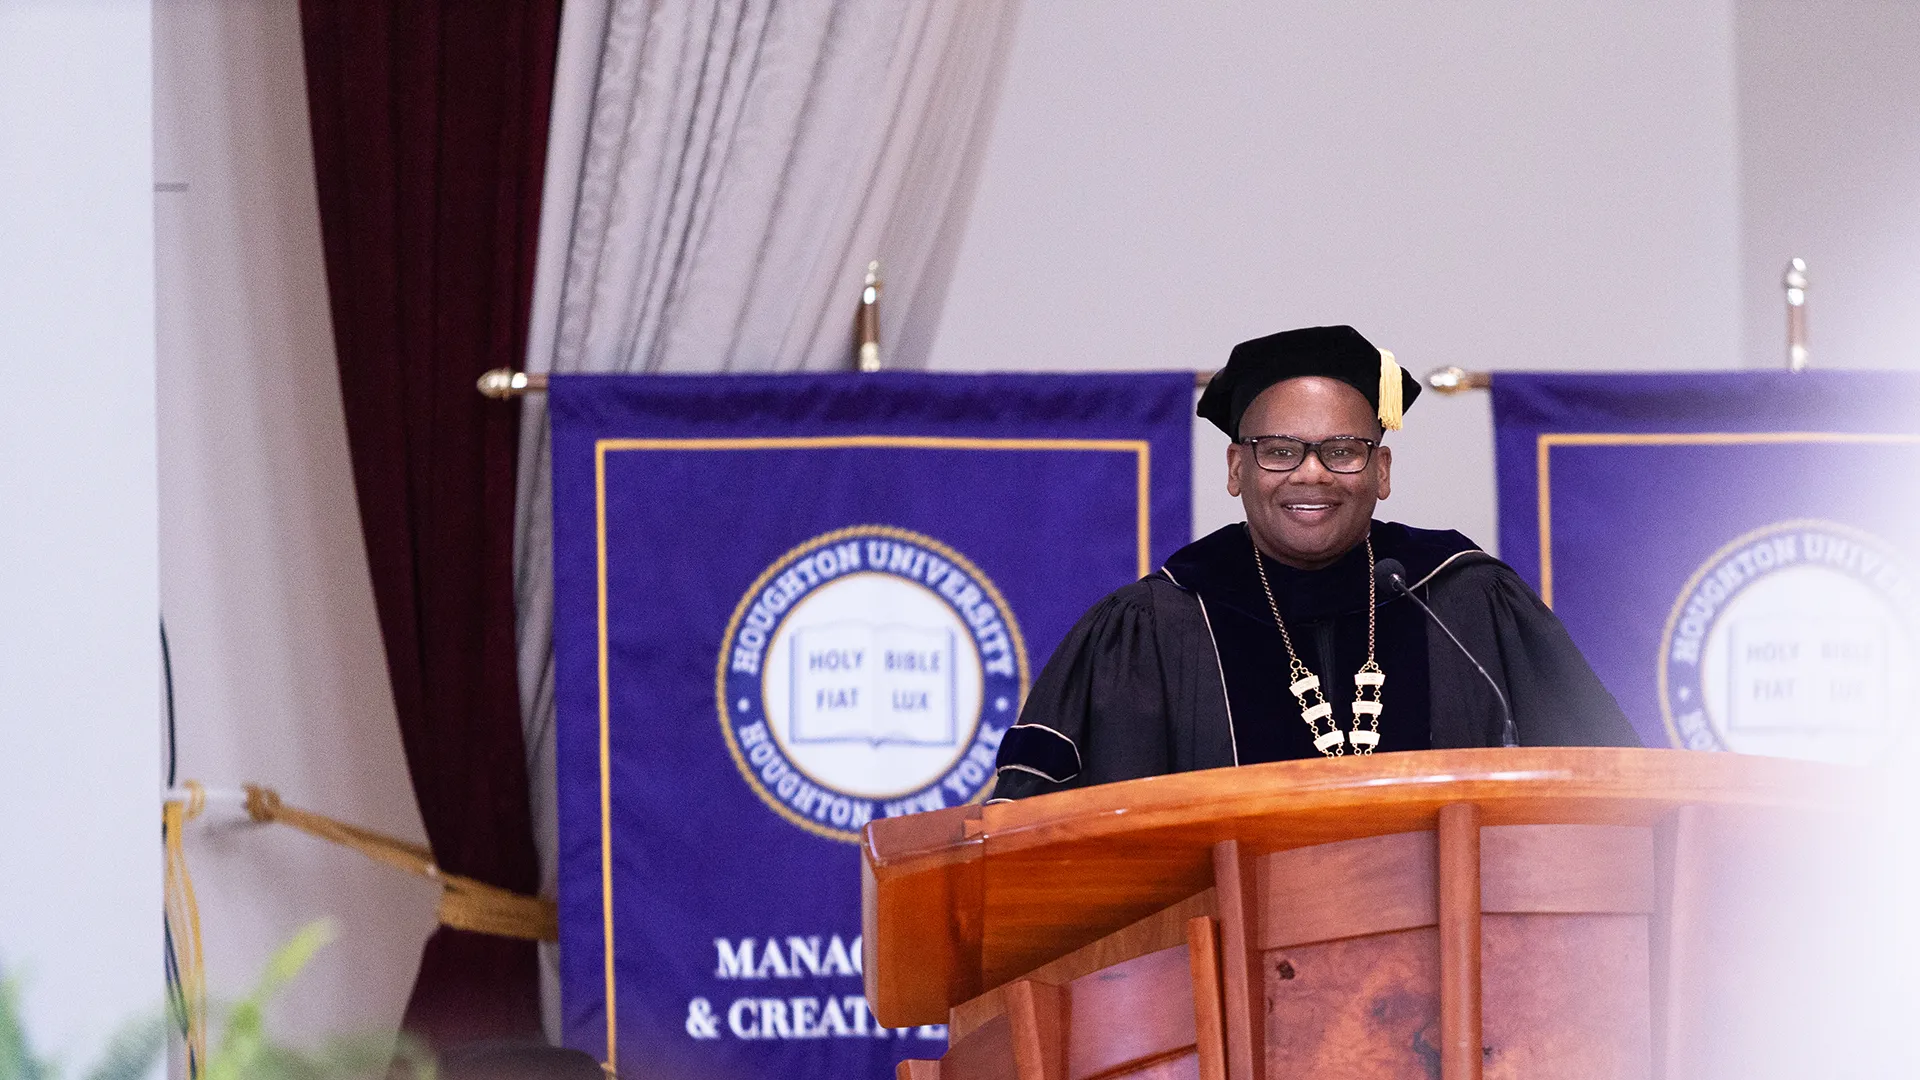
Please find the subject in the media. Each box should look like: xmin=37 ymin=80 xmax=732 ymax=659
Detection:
xmin=993 ymin=521 xmax=1639 ymax=799
xmin=1168 ymin=522 xmax=1450 ymax=762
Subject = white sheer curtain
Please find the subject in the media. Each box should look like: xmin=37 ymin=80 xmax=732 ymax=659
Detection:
xmin=512 ymin=0 xmax=1022 ymax=1035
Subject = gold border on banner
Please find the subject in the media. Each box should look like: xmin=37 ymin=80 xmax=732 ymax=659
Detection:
xmin=1535 ymin=431 xmax=1920 ymax=608
xmin=591 ymin=434 xmax=1155 ymax=1069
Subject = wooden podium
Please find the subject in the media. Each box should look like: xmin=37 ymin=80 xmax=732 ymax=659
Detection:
xmin=862 ymin=748 xmax=1860 ymax=1080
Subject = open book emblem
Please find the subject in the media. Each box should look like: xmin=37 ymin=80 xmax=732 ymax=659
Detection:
xmin=1660 ymin=520 xmax=1915 ymax=763
xmin=789 ymin=622 xmax=958 ymax=747
xmin=719 ymin=525 xmax=1030 ymax=841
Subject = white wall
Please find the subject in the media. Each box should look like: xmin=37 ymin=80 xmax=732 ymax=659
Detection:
xmin=153 ymin=0 xmax=438 ymax=1049
xmin=1736 ymin=0 xmax=1920 ymax=371
xmin=929 ymin=0 xmax=1747 ymax=553
xmin=0 ymin=0 xmax=161 ymax=1063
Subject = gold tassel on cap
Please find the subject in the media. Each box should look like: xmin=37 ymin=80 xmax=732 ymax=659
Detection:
xmin=1377 ymin=349 xmax=1404 ymax=431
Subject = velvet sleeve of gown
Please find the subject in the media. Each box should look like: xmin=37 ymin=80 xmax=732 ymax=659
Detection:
xmin=1426 ymin=560 xmax=1642 ymax=749
xmin=990 ymin=577 xmax=1233 ymax=800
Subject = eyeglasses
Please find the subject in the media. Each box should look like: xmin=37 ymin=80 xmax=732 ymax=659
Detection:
xmin=1240 ymin=435 xmax=1378 ymax=474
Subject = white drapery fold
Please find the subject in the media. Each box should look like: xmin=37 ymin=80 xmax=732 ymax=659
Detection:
xmin=511 ymin=0 xmax=1021 ymax=1035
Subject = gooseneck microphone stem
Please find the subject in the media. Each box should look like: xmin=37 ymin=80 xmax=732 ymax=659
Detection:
xmin=1375 ymin=559 xmax=1519 ymax=748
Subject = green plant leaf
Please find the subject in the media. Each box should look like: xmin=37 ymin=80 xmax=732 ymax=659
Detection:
xmin=201 ymin=920 xmax=434 ymax=1080
xmin=3 ymin=919 xmax=431 ymax=1080
xmin=0 ymin=977 xmax=54 ymax=1080
xmin=254 ymin=922 xmax=335 ymax=1003
xmin=80 ymin=1016 xmax=165 ymax=1080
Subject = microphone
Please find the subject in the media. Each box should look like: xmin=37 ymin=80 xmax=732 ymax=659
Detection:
xmin=1374 ymin=558 xmax=1519 ymax=748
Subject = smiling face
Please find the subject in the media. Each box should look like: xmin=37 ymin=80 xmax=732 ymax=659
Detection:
xmin=1226 ymin=376 xmax=1392 ymax=570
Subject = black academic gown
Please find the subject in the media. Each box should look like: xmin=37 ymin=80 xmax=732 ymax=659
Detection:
xmin=991 ymin=521 xmax=1639 ymax=799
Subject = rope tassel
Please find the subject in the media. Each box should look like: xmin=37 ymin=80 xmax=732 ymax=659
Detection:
xmin=163 ymin=783 xmax=208 ymax=1075
xmin=1377 ymin=349 xmax=1404 ymax=431
xmin=240 ymin=785 xmax=558 ymax=942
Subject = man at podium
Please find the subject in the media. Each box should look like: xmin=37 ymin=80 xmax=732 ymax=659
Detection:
xmin=993 ymin=326 xmax=1638 ymax=799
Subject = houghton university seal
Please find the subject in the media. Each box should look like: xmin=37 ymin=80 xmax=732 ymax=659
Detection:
xmin=1659 ymin=519 xmax=1917 ymax=763
xmin=718 ymin=526 xmax=1029 ymax=842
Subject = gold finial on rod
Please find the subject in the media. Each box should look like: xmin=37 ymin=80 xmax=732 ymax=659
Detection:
xmin=1784 ymin=257 xmax=1809 ymax=371
xmin=477 ymin=369 xmax=547 ymax=398
xmin=857 ymin=261 xmax=882 ymax=372
xmin=1426 ymin=366 xmax=1491 ymax=394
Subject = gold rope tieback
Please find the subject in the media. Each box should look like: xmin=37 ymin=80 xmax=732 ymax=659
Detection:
xmin=241 ymin=784 xmax=557 ymax=942
xmin=163 ymin=781 xmax=209 ymax=1074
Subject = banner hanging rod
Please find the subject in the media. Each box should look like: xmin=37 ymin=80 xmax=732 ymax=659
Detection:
xmin=476 ymin=366 xmax=1496 ymax=399
xmin=477 ymin=251 xmax=1811 ymax=401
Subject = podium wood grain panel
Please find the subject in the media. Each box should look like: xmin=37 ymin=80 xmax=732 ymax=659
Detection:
xmin=1481 ymin=914 xmax=1651 ymax=1080
xmin=1480 ymin=825 xmax=1654 ymax=914
xmin=1264 ymin=927 xmax=1441 ymax=1078
xmin=1065 ymin=944 xmax=1196 ymax=1080
xmin=1257 ymin=830 xmax=1437 ymax=948
xmin=953 ymin=890 xmax=1218 ymax=1041
xmin=942 ymin=1013 xmax=1015 ymax=1080
xmin=980 ymin=840 xmax=1217 ymax=990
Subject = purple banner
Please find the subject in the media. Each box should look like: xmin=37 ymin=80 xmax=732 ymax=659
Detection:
xmin=1493 ymin=371 xmax=1920 ymax=758
xmin=549 ymin=372 xmax=1192 ymax=1079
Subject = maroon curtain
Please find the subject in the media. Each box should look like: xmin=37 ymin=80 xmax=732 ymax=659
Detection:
xmin=299 ymin=2 xmax=561 ymax=1049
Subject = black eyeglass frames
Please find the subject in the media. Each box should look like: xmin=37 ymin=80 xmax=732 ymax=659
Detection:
xmin=1239 ymin=435 xmax=1378 ymax=474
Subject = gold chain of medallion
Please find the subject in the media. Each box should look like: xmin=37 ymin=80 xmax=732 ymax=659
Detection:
xmin=1252 ymin=532 xmax=1386 ymax=756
